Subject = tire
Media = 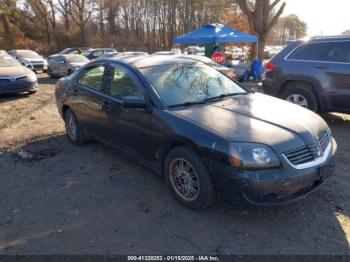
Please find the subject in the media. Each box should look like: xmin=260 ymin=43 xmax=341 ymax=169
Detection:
xmin=67 ymin=69 xmax=73 ymax=76
xmin=64 ymin=108 xmax=88 ymax=145
xmin=164 ymin=146 xmax=216 ymax=209
xmin=281 ymin=82 xmax=318 ymax=112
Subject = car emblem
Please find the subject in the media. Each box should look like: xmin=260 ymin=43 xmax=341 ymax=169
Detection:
xmin=317 ymin=143 xmax=322 ymax=157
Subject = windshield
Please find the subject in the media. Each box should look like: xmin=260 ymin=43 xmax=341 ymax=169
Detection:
xmin=60 ymin=48 xmax=71 ymax=54
xmin=17 ymin=50 xmax=41 ymax=58
xmin=66 ymin=55 xmax=89 ymax=63
xmin=140 ymin=62 xmax=246 ymax=107
xmin=0 ymin=56 xmax=21 ymax=67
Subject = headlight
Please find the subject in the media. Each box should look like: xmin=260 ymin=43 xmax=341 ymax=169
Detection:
xmin=27 ymin=72 xmax=37 ymax=82
xmin=229 ymin=143 xmax=280 ymax=169
xmin=22 ymin=60 xmax=32 ymax=67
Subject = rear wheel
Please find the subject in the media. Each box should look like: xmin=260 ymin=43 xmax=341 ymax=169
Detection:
xmin=164 ymin=146 xmax=216 ymax=209
xmin=281 ymin=82 xmax=318 ymax=112
xmin=64 ymin=108 xmax=88 ymax=144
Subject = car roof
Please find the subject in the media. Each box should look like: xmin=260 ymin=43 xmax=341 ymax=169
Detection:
xmin=104 ymin=55 xmax=201 ymax=69
xmin=289 ymin=35 xmax=350 ymax=45
xmin=309 ymin=35 xmax=350 ymax=41
xmin=90 ymin=48 xmax=115 ymax=51
xmin=62 ymin=54 xmax=84 ymax=58
xmin=11 ymin=49 xmax=37 ymax=52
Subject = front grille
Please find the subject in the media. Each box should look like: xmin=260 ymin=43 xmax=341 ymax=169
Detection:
xmin=33 ymin=64 xmax=44 ymax=69
xmin=284 ymin=132 xmax=330 ymax=166
xmin=319 ymin=131 xmax=330 ymax=152
xmin=0 ymin=76 xmax=27 ymax=82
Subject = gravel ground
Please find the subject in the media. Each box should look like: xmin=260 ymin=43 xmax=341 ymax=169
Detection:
xmin=0 ymin=74 xmax=349 ymax=255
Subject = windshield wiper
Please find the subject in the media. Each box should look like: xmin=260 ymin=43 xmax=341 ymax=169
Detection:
xmin=168 ymin=100 xmax=206 ymax=108
xmin=203 ymin=92 xmax=248 ymax=103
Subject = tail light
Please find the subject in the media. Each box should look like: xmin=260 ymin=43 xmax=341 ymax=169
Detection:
xmin=265 ymin=62 xmax=276 ymax=72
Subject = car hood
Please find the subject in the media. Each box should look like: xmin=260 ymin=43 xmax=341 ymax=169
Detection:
xmin=21 ymin=58 xmax=46 ymax=63
xmin=171 ymin=93 xmax=329 ymax=154
xmin=0 ymin=66 xmax=31 ymax=77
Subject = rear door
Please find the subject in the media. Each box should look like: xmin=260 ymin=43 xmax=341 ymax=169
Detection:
xmin=321 ymin=40 xmax=350 ymax=111
xmin=287 ymin=41 xmax=330 ymax=78
xmin=69 ymin=64 xmax=110 ymax=139
xmin=102 ymin=64 xmax=152 ymax=161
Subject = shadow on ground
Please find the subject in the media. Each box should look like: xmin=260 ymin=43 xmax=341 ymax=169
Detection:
xmin=0 ymin=126 xmax=349 ymax=254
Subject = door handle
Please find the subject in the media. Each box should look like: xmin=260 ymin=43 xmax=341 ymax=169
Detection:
xmin=100 ymin=101 xmax=111 ymax=112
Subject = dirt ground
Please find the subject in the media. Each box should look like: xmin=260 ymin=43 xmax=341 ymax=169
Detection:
xmin=0 ymin=74 xmax=349 ymax=255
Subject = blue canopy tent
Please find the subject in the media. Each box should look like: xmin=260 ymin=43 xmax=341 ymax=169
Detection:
xmin=174 ymin=23 xmax=263 ymax=81
xmin=174 ymin=23 xmax=258 ymax=45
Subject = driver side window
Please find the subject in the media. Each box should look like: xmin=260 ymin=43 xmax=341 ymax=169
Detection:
xmin=109 ymin=68 xmax=144 ymax=99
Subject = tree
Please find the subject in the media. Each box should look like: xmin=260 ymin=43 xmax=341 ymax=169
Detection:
xmin=67 ymin=0 xmax=97 ymax=45
xmin=268 ymin=14 xmax=307 ymax=45
xmin=232 ymin=0 xmax=286 ymax=59
xmin=0 ymin=0 xmax=17 ymax=48
xmin=0 ymin=0 xmax=244 ymax=53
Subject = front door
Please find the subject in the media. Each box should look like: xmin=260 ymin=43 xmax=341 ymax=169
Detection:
xmin=102 ymin=64 xmax=151 ymax=161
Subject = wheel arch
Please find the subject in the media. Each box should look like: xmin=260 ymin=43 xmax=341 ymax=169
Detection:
xmin=278 ymin=77 xmax=326 ymax=111
xmin=157 ymin=135 xmax=204 ymax=176
xmin=61 ymin=104 xmax=70 ymax=118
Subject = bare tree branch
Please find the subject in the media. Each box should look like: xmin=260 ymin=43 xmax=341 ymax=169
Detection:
xmin=266 ymin=1 xmax=287 ymax=33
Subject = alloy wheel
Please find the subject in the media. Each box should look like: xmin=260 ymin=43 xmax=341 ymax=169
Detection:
xmin=286 ymin=94 xmax=309 ymax=108
xmin=66 ymin=111 xmax=78 ymax=141
xmin=169 ymin=158 xmax=200 ymax=201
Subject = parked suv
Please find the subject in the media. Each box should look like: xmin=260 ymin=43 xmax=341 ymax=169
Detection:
xmin=263 ymin=36 xmax=350 ymax=113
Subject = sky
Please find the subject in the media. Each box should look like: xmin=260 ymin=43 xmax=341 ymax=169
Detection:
xmin=283 ymin=0 xmax=350 ymax=36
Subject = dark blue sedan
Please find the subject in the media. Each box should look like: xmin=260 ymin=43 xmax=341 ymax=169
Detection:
xmin=55 ymin=55 xmax=337 ymax=209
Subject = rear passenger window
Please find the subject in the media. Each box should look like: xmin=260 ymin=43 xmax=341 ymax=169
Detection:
xmin=79 ymin=66 xmax=105 ymax=91
xmin=109 ymin=68 xmax=143 ymax=99
xmin=325 ymin=41 xmax=350 ymax=63
xmin=288 ymin=43 xmax=329 ymax=61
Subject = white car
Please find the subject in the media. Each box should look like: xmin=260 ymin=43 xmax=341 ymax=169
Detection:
xmin=8 ymin=50 xmax=48 ymax=73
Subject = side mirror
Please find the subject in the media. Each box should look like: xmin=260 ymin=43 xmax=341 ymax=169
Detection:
xmin=122 ymin=98 xmax=147 ymax=109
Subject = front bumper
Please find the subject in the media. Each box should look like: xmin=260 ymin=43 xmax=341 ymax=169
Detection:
xmin=212 ymin=138 xmax=337 ymax=206
xmin=0 ymin=80 xmax=38 ymax=94
xmin=26 ymin=64 xmax=48 ymax=71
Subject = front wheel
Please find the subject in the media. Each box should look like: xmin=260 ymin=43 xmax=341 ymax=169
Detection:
xmin=64 ymin=108 xmax=88 ymax=145
xmin=164 ymin=146 xmax=216 ymax=209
